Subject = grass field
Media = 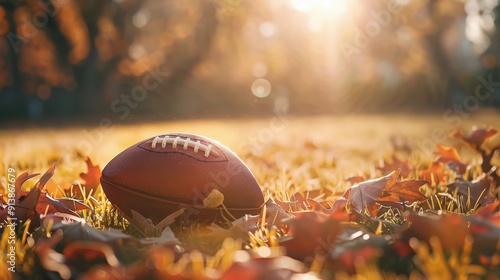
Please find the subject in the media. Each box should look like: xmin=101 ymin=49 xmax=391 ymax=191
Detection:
xmin=2 ymin=110 xmax=499 ymax=179
xmin=1 ymin=110 xmax=500 ymax=279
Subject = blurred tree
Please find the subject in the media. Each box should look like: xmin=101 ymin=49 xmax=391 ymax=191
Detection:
xmin=0 ymin=0 xmax=217 ymax=120
xmin=0 ymin=0 xmax=499 ymax=121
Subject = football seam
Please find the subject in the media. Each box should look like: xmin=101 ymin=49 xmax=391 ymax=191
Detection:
xmin=100 ymin=176 xmax=263 ymax=211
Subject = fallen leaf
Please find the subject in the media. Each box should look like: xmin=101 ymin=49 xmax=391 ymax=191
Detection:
xmin=435 ymin=145 xmax=468 ymax=174
xmin=0 ymin=164 xmax=90 ymax=233
xmin=44 ymin=219 xmax=141 ymax=260
xmin=0 ymin=163 xmax=58 ymax=229
xmin=473 ymin=201 xmax=499 ymax=222
xmin=479 ymin=146 xmax=500 ymax=185
xmin=62 ymin=241 xmax=121 ymax=272
xmin=452 ymin=127 xmax=498 ymax=148
xmin=265 ymin=199 xmax=294 ymax=227
xmin=129 ymin=208 xmax=184 ymax=239
xmin=34 ymin=229 xmax=72 ymax=280
xmin=79 ymin=157 xmax=102 ymax=191
xmin=401 ymin=211 xmax=469 ymax=251
xmin=328 ymin=229 xmax=391 ymax=274
xmin=419 ymin=161 xmax=446 ymax=184
xmin=464 ymin=215 xmax=500 ymax=256
xmin=378 ymin=177 xmax=428 ymax=206
xmin=280 ymin=211 xmax=343 ymax=260
xmin=220 ymin=255 xmax=313 ymax=280
xmin=203 ymin=189 xmax=224 ymax=208
xmin=342 ymin=172 xmax=395 ymax=216
xmin=14 ymin=171 xmax=40 ymax=197
xmin=447 ymin=176 xmax=494 ymax=207
xmin=192 ymin=214 xmax=260 ymax=253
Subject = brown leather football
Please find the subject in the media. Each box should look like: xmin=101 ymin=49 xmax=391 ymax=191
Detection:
xmin=100 ymin=133 xmax=264 ymax=223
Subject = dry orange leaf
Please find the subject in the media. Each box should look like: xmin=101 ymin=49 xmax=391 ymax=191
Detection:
xmin=79 ymin=157 xmax=102 ymax=192
xmin=419 ymin=161 xmax=446 ymax=184
xmin=434 ymin=145 xmax=468 ymax=174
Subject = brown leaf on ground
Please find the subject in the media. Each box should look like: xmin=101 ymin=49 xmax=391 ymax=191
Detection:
xmin=129 ymin=208 xmax=184 ymax=239
xmin=277 ymin=190 xmax=333 ymax=212
xmin=342 ymin=172 xmax=395 ymax=217
xmin=0 ymin=163 xmax=57 ymax=228
xmin=79 ymin=157 xmax=102 ymax=192
xmin=434 ymin=145 xmax=468 ymax=174
xmin=265 ymin=199 xmax=294 ymax=227
xmin=473 ymin=201 xmax=499 ymax=222
xmin=221 ymin=255 xmax=314 ymax=280
xmin=46 ymin=219 xmax=140 ymax=252
xmin=341 ymin=170 xmax=427 ymax=217
xmin=447 ymin=176 xmax=495 ymax=207
xmin=67 ymin=157 xmax=102 ymax=200
xmin=14 ymin=171 xmax=40 ymax=197
xmin=328 ymin=229 xmax=391 ymax=274
xmin=34 ymin=229 xmax=72 ymax=280
xmin=36 ymin=193 xmax=89 ymax=217
xmin=401 ymin=211 xmax=470 ymax=251
xmin=419 ymin=161 xmax=446 ymax=184
xmin=402 ymin=210 xmax=500 ymax=256
xmin=280 ymin=211 xmax=343 ymax=260
xmin=0 ymin=163 xmax=88 ymax=230
xmin=378 ymin=177 xmax=428 ymax=206
xmin=452 ymin=127 xmax=498 ymax=148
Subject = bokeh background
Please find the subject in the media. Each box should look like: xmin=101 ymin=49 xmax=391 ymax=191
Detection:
xmin=0 ymin=0 xmax=499 ymax=122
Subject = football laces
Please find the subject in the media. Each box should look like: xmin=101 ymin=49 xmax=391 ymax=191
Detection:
xmin=151 ymin=135 xmax=214 ymax=157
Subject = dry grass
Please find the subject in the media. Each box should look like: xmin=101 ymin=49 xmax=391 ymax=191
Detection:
xmin=1 ymin=110 xmax=500 ymax=279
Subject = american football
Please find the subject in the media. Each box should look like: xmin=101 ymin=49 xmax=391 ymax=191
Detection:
xmin=100 ymin=133 xmax=265 ymax=223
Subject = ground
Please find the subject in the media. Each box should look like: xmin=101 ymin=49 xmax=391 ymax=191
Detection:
xmin=1 ymin=110 xmax=500 ymax=279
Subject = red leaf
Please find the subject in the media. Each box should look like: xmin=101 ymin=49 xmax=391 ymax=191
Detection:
xmin=473 ymin=201 xmax=499 ymax=222
xmin=403 ymin=210 xmax=500 ymax=256
xmin=280 ymin=211 xmax=342 ymax=260
xmin=402 ymin=211 xmax=469 ymax=251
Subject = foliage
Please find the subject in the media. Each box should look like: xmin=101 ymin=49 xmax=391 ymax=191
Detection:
xmin=0 ymin=124 xmax=499 ymax=279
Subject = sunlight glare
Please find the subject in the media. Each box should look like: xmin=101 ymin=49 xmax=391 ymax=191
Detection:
xmin=290 ymin=0 xmax=347 ymax=16
xmin=251 ymin=78 xmax=272 ymax=98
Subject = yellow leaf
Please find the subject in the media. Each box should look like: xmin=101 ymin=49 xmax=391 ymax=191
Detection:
xmin=203 ymin=189 xmax=224 ymax=208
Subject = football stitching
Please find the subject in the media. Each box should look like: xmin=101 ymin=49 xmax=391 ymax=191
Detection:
xmin=151 ymin=135 xmax=216 ymax=158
